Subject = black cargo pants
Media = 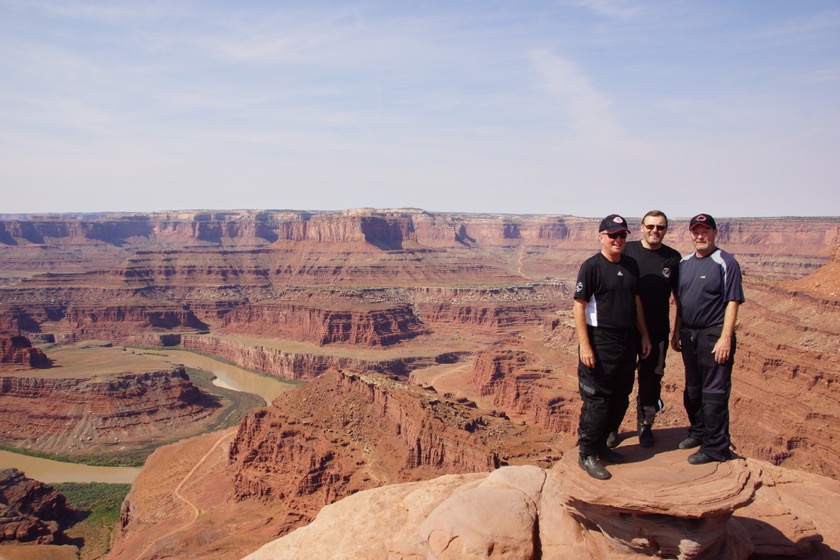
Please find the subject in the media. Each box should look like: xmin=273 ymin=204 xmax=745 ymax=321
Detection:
xmin=577 ymin=326 xmax=637 ymax=458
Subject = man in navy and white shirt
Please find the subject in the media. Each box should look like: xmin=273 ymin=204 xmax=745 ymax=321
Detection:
xmin=573 ymin=214 xmax=651 ymax=480
xmin=671 ymin=213 xmax=744 ymax=464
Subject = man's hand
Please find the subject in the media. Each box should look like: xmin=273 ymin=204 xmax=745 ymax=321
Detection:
xmin=639 ymin=334 xmax=652 ymax=359
xmin=713 ymin=301 xmax=739 ymax=364
xmin=579 ymin=342 xmax=596 ymax=369
xmin=671 ymin=331 xmax=682 ymax=352
xmin=712 ymin=336 xmax=732 ymax=364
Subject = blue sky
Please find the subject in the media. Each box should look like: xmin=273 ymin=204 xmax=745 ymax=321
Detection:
xmin=1 ymin=0 xmax=838 ymax=217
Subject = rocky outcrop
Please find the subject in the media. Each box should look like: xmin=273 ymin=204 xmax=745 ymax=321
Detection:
xmin=0 ymin=367 xmax=218 ymax=455
xmin=409 ymin=284 xmax=565 ymax=333
xmin=414 ymin=303 xmax=551 ymax=331
xmin=61 ymin=304 xmax=208 ymax=342
xmin=180 ymin=334 xmax=462 ymax=380
xmin=0 ymin=334 xmax=51 ymax=369
xmin=243 ymin=448 xmax=839 ymax=560
xmin=788 ymin=241 xmax=840 ymax=298
xmin=219 ymin=302 xmax=429 ymax=346
xmin=718 ymin=277 xmax=840 ymax=478
xmin=0 ymin=296 xmax=210 ymax=345
xmin=471 ymin=347 xmax=579 ymax=435
xmin=228 ymin=369 xmax=516 ymax=533
xmin=0 ymin=468 xmax=73 ymax=544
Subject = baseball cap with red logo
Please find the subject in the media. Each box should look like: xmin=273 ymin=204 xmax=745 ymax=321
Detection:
xmin=599 ymin=214 xmax=629 ymax=234
xmin=689 ymin=213 xmax=717 ymax=230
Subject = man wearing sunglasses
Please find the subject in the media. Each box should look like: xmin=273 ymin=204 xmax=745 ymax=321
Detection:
xmin=573 ymin=214 xmax=651 ymax=479
xmin=606 ymin=210 xmax=682 ymax=449
xmin=671 ymin=213 xmax=744 ymax=465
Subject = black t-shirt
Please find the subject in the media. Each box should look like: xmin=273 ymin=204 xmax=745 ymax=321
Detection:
xmin=574 ymin=252 xmax=640 ymax=331
xmin=623 ymin=240 xmax=681 ymax=338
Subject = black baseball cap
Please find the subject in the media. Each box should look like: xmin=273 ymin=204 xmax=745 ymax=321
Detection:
xmin=689 ymin=213 xmax=717 ymax=230
xmin=599 ymin=214 xmax=629 ymax=234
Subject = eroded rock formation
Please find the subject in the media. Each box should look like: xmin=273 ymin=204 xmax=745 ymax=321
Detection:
xmin=1 ymin=211 xmax=836 ymax=346
xmin=0 ymin=468 xmax=73 ymax=545
xmin=243 ymin=448 xmax=839 ymax=560
xmin=227 ymin=369 xmax=524 ymax=533
xmin=0 ymin=334 xmax=51 ymax=369
xmin=180 ymin=334 xmax=463 ymax=381
xmin=0 ymin=366 xmax=218 ymax=455
xmin=219 ymin=301 xmax=429 ymax=345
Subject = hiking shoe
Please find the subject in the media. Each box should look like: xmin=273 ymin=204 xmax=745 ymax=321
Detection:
xmin=687 ymin=451 xmax=717 ymax=465
xmin=597 ymin=446 xmax=626 ymax=464
xmin=678 ymin=436 xmax=702 ymax=450
xmin=579 ymin=455 xmax=611 ymax=480
xmin=639 ymin=425 xmax=655 ymax=448
xmin=605 ymin=431 xmax=620 ymax=449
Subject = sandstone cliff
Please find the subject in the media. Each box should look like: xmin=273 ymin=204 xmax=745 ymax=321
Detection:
xmin=2 ymin=211 xmax=836 ymax=279
xmin=0 ymin=334 xmax=51 ymax=369
xmin=106 ymin=366 xmax=558 ymax=559
xmin=471 ymin=345 xmax=580 ymax=435
xmin=180 ymin=334 xmax=464 ymax=381
xmin=0 ymin=366 xmax=218 ymax=456
xmin=0 ymin=468 xmax=74 ymax=545
xmin=226 ymin=369 xmax=520 ymax=533
xmin=2 ymin=211 xmax=836 ymax=348
xmin=219 ymin=301 xmax=429 ymax=345
xmin=243 ymin=447 xmax=839 ymax=560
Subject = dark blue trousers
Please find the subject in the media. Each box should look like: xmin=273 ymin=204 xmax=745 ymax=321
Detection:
xmin=679 ymin=325 xmax=735 ymax=460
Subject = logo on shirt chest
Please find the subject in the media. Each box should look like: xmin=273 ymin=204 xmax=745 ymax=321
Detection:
xmin=662 ymin=267 xmax=671 ymax=278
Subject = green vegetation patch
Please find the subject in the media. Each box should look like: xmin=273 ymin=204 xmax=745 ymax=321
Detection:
xmin=56 ymin=482 xmax=131 ymax=526
xmin=0 ymin=442 xmax=150 ymax=468
xmin=56 ymin=482 xmax=131 ymax=560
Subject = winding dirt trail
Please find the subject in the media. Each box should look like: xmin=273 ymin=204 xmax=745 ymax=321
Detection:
xmin=131 ymin=431 xmax=235 ymax=560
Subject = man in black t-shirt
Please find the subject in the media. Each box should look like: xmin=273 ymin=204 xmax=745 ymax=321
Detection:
xmin=607 ymin=210 xmax=681 ymax=449
xmin=573 ymin=214 xmax=651 ymax=480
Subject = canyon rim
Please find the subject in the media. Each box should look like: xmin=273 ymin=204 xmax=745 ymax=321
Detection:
xmin=1 ymin=208 xmax=838 ymax=559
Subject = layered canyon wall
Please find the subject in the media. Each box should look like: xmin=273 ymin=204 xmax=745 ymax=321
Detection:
xmin=227 ymin=368 xmax=512 ymax=533
xmin=0 ymin=365 xmax=218 ymax=455
xmin=1 ymin=210 xmax=836 ymax=345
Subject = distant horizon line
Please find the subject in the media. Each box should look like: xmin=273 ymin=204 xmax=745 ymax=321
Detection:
xmin=1 ymin=209 xmax=838 ymax=221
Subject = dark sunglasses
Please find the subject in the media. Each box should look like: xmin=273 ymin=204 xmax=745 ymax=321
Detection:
xmin=643 ymin=224 xmax=667 ymax=231
xmin=606 ymin=231 xmax=628 ymax=239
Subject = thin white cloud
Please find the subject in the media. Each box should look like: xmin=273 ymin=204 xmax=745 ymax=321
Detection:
xmin=563 ymin=0 xmax=643 ymax=19
xmin=529 ymin=50 xmax=623 ymax=142
xmin=755 ymin=9 xmax=840 ymax=39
